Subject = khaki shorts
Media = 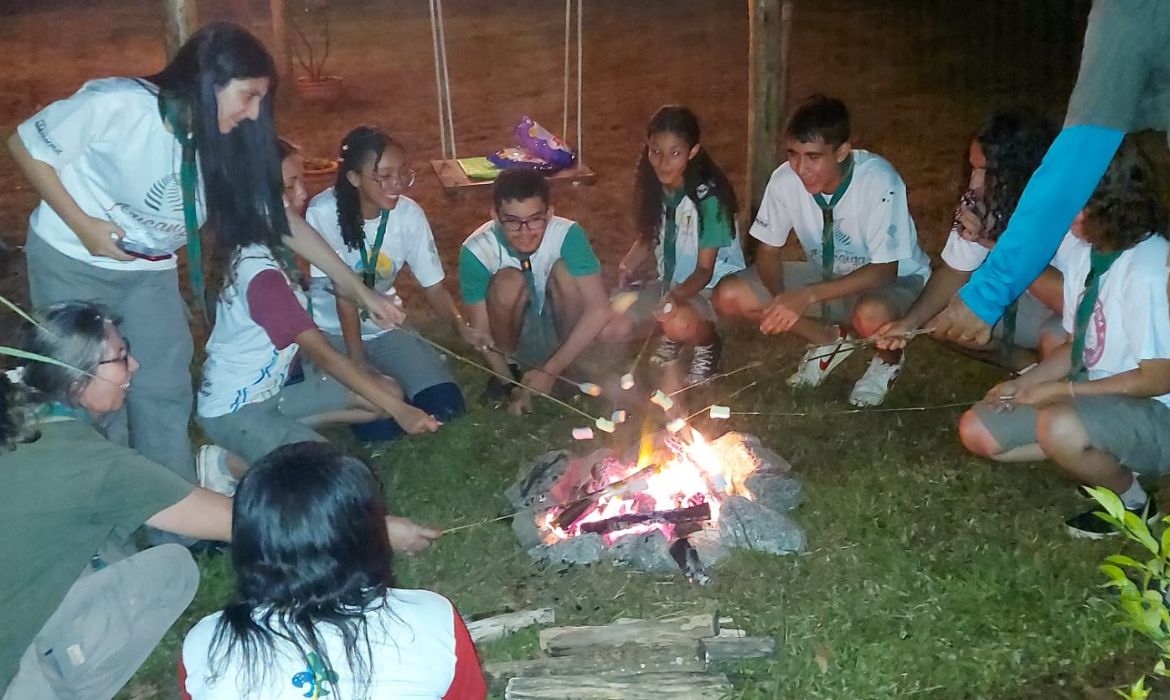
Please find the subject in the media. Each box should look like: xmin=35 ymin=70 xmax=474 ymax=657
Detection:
xmin=972 ymin=394 xmax=1170 ymax=476
xmin=616 ymin=280 xmax=717 ymax=327
xmin=734 ymin=262 xmax=925 ymax=325
xmin=197 ymin=361 xmax=351 ymax=464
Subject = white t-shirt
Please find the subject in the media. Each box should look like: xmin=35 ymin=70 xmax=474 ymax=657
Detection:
xmin=197 ymin=245 xmax=306 ymax=418
xmin=749 ymin=149 xmax=931 ymax=279
xmin=656 ymin=189 xmax=746 ymax=288
xmin=182 ymin=589 xmax=469 ymax=699
xmin=16 ymin=77 xmax=207 ymax=271
xmin=1053 ymin=235 xmax=1170 ymax=406
xmin=940 ymin=211 xmax=1078 ymax=273
xmin=305 ymin=189 xmax=446 ymax=339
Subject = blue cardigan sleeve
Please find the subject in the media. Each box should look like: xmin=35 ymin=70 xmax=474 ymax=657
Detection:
xmin=958 ymin=125 xmax=1123 ymax=324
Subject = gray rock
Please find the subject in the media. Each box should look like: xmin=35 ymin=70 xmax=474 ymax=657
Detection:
xmin=506 ymin=450 xmax=571 ymax=509
xmin=685 ymin=529 xmax=730 ymax=569
xmin=606 ymin=531 xmax=679 ymax=573
xmin=512 ymin=509 xmax=548 ymax=551
xmin=718 ymin=495 xmax=806 ymax=555
xmin=744 ymin=471 xmax=804 ymax=512
xmin=533 ymin=532 xmax=606 ymax=565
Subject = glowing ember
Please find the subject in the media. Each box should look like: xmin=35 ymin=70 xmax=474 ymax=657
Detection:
xmin=539 ymin=429 xmax=746 ymax=547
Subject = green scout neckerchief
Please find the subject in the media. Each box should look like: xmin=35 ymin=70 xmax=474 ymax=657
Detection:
xmin=1069 ymin=248 xmax=1123 ymax=378
xmin=812 ymin=153 xmax=856 ymax=281
xmin=661 ymin=187 xmax=686 ymax=288
xmin=1000 ymin=299 xmax=1019 ymax=350
xmin=158 ymin=95 xmax=204 ymax=317
xmin=359 ymin=209 xmax=391 ymax=289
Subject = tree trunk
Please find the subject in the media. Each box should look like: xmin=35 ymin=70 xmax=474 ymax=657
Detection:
xmin=746 ymin=0 xmax=793 ymax=220
xmin=162 ymin=0 xmax=198 ymax=60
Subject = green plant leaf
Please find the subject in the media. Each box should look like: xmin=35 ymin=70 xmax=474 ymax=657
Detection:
xmin=1088 ymin=486 xmax=1126 ymax=521
xmin=0 ymin=346 xmax=94 ymax=379
xmin=0 ymin=292 xmax=46 ymax=332
xmin=1106 ymin=554 xmax=1144 ymax=570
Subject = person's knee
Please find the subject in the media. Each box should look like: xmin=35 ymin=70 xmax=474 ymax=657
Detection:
xmin=662 ymin=308 xmax=705 ymax=344
xmin=411 ymin=382 xmax=465 ymax=421
xmin=487 ymin=268 xmax=528 ymax=308
xmin=1036 ymin=403 xmax=1089 ymax=453
xmin=958 ymin=410 xmax=1003 ymax=458
xmin=599 ymin=314 xmax=636 ymax=343
xmin=712 ymin=278 xmax=748 ymax=318
xmin=851 ymin=295 xmax=897 ymax=338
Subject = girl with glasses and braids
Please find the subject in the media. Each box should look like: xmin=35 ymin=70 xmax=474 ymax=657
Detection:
xmin=7 ymin=22 xmax=407 ymax=488
xmin=302 ymin=126 xmax=484 ymax=438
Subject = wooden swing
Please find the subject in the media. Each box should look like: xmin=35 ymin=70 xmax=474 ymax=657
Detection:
xmin=426 ymin=0 xmax=596 ymax=192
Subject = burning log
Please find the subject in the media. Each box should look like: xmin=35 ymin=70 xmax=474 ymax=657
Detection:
xmin=504 ymin=672 xmax=732 ymax=699
xmin=700 ymin=636 xmax=777 ymax=663
xmin=550 ymin=462 xmax=664 ymax=531
xmin=578 ymin=502 xmax=711 ymax=536
xmin=483 ymin=644 xmax=704 ymax=693
xmin=538 ymin=612 xmax=718 ymax=656
xmin=466 ymin=608 xmax=555 ymax=644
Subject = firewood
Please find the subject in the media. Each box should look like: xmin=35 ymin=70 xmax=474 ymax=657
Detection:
xmin=701 ymin=635 xmax=776 ymax=663
xmin=539 ymin=613 xmax=718 ymax=656
xmin=504 ymin=672 xmax=732 ymax=699
xmin=467 ymin=608 xmax=556 ymax=644
xmin=483 ymin=644 xmax=704 ymax=693
xmin=577 ymin=503 xmax=711 ymax=536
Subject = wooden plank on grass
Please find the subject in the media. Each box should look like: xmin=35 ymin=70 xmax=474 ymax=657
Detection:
xmin=483 ymin=644 xmax=703 ymax=694
xmin=468 ymin=608 xmax=555 ymax=644
xmin=505 ymin=672 xmax=731 ymax=699
xmin=701 ymin=635 xmax=776 ymax=663
xmin=538 ymin=613 xmax=717 ymax=656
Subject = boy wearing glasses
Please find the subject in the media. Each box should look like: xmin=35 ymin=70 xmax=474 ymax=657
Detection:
xmin=460 ymin=169 xmax=611 ymax=414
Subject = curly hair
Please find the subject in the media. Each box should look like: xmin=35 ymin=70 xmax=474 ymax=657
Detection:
xmin=972 ymin=109 xmax=1057 ymax=241
xmin=635 ymin=105 xmax=738 ymax=245
xmin=334 ymin=126 xmax=403 ymax=253
xmin=1082 ymin=137 xmax=1169 ymax=251
xmin=0 ymin=373 xmax=39 ymax=451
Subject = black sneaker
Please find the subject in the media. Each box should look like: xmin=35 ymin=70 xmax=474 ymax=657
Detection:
xmin=650 ymin=337 xmax=684 ymax=368
xmin=480 ymin=363 xmax=521 ymax=406
xmin=684 ymin=336 xmax=723 ymax=386
xmin=1065 ymin=497 xmax=1160 ymax=539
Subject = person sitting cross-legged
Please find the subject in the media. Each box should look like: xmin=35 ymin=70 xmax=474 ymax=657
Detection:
xmin=958 ymin=138 xmax=1170 ymax=539
xmin=459 ymin=169 xmax=611 ymax=415
xmin=712 ymin=95 xmax=932 ymax=406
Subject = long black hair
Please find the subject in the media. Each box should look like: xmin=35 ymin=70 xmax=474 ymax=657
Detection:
xmin=334 ymin=126 xmax=404 ymax=252
xmin=635 ymin=105 xmax=738 ymax=245
xmin=1 ymin=302 xmax=121 ymax=449
xmin=144 ymin=22 xmax=290 ymax=296
xmin=1083 ymin=136 xmax=1168 ymax=251
xmin=209 ymin=441 xmax=395 ymax=695
xmin=971 ymin=109 xmax=1057 ymax=241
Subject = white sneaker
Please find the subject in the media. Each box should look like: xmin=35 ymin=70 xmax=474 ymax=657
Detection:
xmin=196 ymin=444 xmax=237 ymax=497
xmin=848 ymin=355 xmax=903 ymax=407
xmin=787 ymin=327 xmax=855 ymax=388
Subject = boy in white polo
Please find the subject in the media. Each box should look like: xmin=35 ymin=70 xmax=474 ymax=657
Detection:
xmin=460 ymin=169 xmax=611 ymax=415
xmin=712 ymin=95 xmax=931 ymax=406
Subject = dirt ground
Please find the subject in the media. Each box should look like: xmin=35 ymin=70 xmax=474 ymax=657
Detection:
xmin=0 ymin=0 xmax=1089 ymax=321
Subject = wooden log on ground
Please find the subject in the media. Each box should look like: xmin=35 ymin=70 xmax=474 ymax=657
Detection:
xmin=539 ymin=613 xmax=717 ymax=656
xmin=484 ymin=644 xmax=704 ymax=694
xmin=701 ymin=635 xmax=777 ymax=663
xmin=578 ymin=503 xmax=711 ymax=536
xmin=505 ymin=672 xmax=732 ymax=699
xmin=467 ymin=608 xmax=555 ymax=644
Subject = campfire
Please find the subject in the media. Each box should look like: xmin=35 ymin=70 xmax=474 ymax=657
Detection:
xmin=508 ymin=430 xmax=805 ymax=581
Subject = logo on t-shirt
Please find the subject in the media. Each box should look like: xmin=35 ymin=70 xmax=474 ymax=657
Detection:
xmin=34 ymin=119 xmax=64 ymax=155
xmin=144 ymin=174 xmax=183 ymax=213
xmin=1084 ymin=300 xmax=1106 ymax=368
xmin=291 ymin=652 xmax=339 ymax=698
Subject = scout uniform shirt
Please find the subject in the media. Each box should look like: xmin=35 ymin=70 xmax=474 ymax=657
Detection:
xmin=656 ymin=184 xmax=746 ymax=289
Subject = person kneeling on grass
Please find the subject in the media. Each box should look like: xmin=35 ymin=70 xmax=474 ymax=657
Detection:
xmin=602 ymin=105 xmax=746 ymax=385
xmin=877 ymin=110 xmax=1071 ymax=372
xmin=459 ymin=169 xmax=611 ymax=414
xmin=180 ymin=442 xmax=486 ymax=700
xmin=712 ymin=95 xmax=932 ymax=407
xmin=958 ymin=138 xmax=1170 ymax=539
xmin=195 ymin=213 xmax=442 ymax=496
xmin=302 ymin=128 xmax=484 ymax=437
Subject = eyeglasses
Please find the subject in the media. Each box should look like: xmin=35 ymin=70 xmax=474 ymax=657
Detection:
xmin=370 ymin=169 xmax=417 ymax=190
xmin=500 ymin=210 xmax=549 ymax=233
xmin=99 ymin=340 xmax=131 ymax=368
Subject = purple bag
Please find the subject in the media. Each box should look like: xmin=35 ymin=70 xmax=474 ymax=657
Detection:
xmin=487 ymin=147 xmax=557 ymax=172
xmin=514 ymin=116 xmax=576 ymax=169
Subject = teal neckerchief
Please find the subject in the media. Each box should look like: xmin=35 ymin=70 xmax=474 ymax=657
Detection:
xmin=158 ymin=95 xmax=204 ymax=317
xmin=37 ymin=401 xmax=83 ymax=424
xmin=1000 ymin=299 xmax=1019 ymax=349
xmin=812 ymin=154 xmax=855 ymax=281
xmin=661 ymin=187 xmax=686 ymax=287
xmin=358 ymin=209 xmax=391 ymax=289
xmin=493 ymin=224 xmax=540 ymax=305
xmin=1069 ymin=248 xmax=1123 ymax=378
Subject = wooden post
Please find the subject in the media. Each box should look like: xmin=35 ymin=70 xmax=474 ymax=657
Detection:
xmin=162 ymin=0 xmax=198 ymax=60
xmin=269 ymin=0 xmax=295 ymax=82
xmin=746 ymin=0 xmax=793 ymax=219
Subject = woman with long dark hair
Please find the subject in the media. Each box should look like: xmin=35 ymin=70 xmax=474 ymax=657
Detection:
xmin=302 ymin=126 xmax=485 ymax=437
xmin=181 ymin=442 xmax=487 ymax=699
xmin=877 ymin=110 xmax=1068 ymax=371
xmin=0 ymin=302 xmax=232 ymax=699
xmin=7 ymin=22 xmax=403 ymax=485
xmin=602 ymin=105 xmax=745 ymax=386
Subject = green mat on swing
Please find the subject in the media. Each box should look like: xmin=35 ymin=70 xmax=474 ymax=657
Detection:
xmin=458 ymin=157 xmax=503 ymax=181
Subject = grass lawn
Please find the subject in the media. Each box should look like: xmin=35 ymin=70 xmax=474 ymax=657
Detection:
xmin=126 ymin=320 xmax=1156 ymax=699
